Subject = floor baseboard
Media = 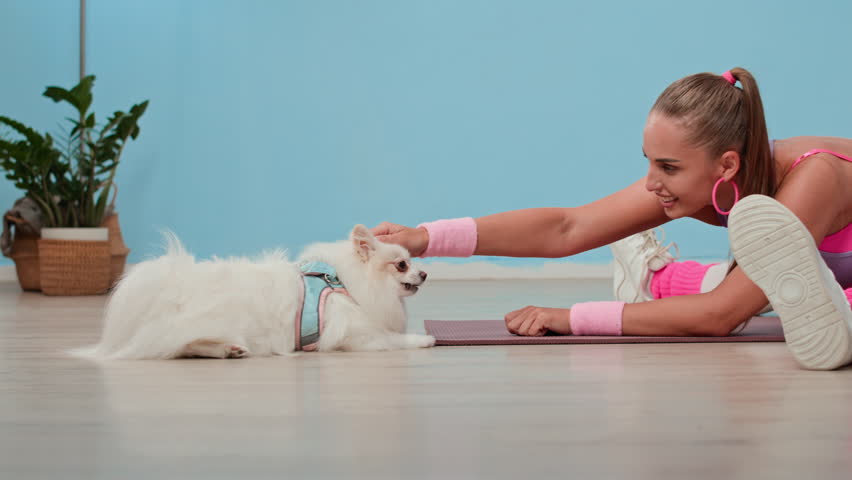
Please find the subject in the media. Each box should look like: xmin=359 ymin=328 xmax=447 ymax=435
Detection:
xmin=0 ymin=259 xmax=725 ymax=282
xmin=0 ymin=262 xmax=614 ymax=282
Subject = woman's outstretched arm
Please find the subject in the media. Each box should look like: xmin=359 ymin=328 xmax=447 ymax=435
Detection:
xmin=374 ymin=178 xmax=671 ymax=258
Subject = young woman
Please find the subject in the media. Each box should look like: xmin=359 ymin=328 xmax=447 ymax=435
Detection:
xmin=371 ymin=68 xmax=852 ymax=371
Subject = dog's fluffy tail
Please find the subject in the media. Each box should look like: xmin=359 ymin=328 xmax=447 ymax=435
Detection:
xmin=69 ymin=231 xmax=196 ymax=360
xmin=160 ymin=229 xmax=190 ymax=259
xmin=67 ymin=345 xmax=102 ymax=360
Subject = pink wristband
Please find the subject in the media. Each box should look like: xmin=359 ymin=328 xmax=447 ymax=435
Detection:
xmin=416 ymin=217 xmax=478 ymax=258
xmin=569 ymin=301 xmax=625 ymax=336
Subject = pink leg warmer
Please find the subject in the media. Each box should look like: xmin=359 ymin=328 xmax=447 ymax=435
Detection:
xmin=650 ymin=261 xmax=716 ymax=299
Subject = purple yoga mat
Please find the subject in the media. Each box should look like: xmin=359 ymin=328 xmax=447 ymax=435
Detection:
xmin=424 ymin=316 xmax=785 ymax=346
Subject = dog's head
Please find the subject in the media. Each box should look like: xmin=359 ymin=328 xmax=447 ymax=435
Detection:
xmin=348 ymin=224 xmax=427 ymax=298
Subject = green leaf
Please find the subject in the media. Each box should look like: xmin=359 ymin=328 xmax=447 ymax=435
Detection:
xmin=43 ymin=86 xmax=78 ymax=110
xmin=0 ymin=116 xmax=45 ymax=146
xmin=128 ymin=101 xmax=149 ymax=139
xmin=43 ymin=75 xmax=95 ymax=117
xmin=99 ymin=112 xmax=123 ymax=140
xmin=70 ymin=75 xmax=96 ymax=115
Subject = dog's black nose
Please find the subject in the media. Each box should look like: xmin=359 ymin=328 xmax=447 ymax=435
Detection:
xmin=419 ymin=271 xmax=427 ymax=281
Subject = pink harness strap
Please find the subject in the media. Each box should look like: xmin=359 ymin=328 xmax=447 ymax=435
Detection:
xmin=298 ymin=287 xmax=348 ymax=352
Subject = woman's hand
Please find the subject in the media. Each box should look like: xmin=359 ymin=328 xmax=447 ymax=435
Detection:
xmin=370 ymin=222 xmax=429 ymax=257
xmin=504 ymin=306 xmax=572 ymax=336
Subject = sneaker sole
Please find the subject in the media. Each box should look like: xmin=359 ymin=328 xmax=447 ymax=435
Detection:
xmin=729 ymin=195 xmax=852 ymax=370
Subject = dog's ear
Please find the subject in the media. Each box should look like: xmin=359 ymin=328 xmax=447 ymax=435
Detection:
xmin=350 ymin=224 xmax=376 ymax=262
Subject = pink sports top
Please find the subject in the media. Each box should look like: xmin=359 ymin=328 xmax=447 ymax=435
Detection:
xmin=720 ymin=142 xmax=852 ymax=288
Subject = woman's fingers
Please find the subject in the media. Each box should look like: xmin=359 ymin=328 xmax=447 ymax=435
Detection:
xmin=504 ymin=306 xmax=530 ymax=333
xmin=505 ymin=306 xmax=558 ymax=336
xmin=370 ymin=221 xmax=399 ymax=237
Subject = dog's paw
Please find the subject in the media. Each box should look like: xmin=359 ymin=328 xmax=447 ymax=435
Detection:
xmin=226 ymin=344 xmax=250 ymax=358
xmin=410 ymin=334 xmax=436 ymax=348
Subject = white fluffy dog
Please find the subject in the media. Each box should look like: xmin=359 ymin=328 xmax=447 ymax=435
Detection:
xmin=72 ymin=225 xmax=435 ymax=360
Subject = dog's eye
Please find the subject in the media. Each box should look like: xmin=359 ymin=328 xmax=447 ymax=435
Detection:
xmin=395 ymin=261 xmax=408 ymax=272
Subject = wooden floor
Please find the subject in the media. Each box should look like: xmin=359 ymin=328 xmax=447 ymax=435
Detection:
xmin=1 ymin=278 xmax=851 ymax=479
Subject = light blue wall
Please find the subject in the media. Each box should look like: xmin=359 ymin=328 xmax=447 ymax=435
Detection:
xmin=2 ymin=1 xmax=851 ymax=267
xmin=0 ymin=1 xmax=79 ymax=199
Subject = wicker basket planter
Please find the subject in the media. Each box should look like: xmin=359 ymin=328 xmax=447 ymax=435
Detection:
xmin=38 ymin=234 xmax=111 ymax=296
xmin=4 ymin=214 xmax=130 ymax=295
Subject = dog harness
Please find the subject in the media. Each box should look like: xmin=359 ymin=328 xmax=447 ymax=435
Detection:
xmin=295 ymin=261 xmax=349 ymax=351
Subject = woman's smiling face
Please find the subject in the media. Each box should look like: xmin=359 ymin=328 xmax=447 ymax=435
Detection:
xmin=642 ymin=112 xmax=721 ymax=218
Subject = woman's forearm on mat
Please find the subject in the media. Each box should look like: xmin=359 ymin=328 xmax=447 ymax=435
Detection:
xmin=473 ymin=208 xmax=577 ymax=258
xmin=620 ymin=294 xmax=743 ymax=337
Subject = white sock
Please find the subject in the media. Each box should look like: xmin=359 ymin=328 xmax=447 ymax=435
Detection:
xmin=699 ymin=262 xmax=730 ymax=293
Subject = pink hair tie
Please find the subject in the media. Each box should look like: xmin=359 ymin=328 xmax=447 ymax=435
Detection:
xmin=721 ymin=71 xmax=736 ymax=85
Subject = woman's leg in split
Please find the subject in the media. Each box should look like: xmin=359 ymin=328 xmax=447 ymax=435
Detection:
xmin=610 ymin=229 xmax=769 ymax=312
xmin=728 ymin=194 xmax=852 ymax=370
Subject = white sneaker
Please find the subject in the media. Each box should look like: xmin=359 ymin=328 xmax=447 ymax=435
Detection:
xmin=611 ymin=228 xmax=679 ymax=303
xmin=729 ymin=195 xmax=852 ymax=370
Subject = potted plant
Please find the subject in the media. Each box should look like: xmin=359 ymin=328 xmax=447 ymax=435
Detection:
xmin=0 ymin=75 xmax=148 ymax=295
